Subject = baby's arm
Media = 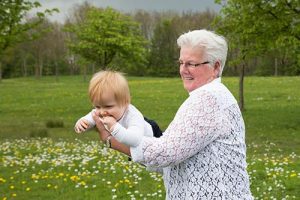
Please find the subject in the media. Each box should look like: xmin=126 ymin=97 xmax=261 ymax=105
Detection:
xmin=74 ymin=110 xmax=96 ymax=133
xmin=110 ymin=116 xmax=144 ymax=147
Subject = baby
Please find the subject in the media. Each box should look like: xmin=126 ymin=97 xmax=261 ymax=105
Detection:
xmin=74 ymin=70 xmax=162 ymax=147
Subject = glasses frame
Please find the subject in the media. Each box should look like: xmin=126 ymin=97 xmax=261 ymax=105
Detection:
xmin=178 ymin=61 xmax=210 ymax=68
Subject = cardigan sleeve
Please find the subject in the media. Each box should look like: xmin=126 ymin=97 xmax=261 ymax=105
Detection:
xmin=131 ymin=90 xmax=224 ymax=167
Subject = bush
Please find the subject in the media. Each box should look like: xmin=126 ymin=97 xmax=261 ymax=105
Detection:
xmin=29 ymin=128 xmax=49 ymax=138
xmin=46 ymin=120 xmax=64 ymax=128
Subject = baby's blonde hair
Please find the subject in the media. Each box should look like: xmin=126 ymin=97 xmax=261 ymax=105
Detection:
xmin=88 ymin=70 xmax=131 ymax=106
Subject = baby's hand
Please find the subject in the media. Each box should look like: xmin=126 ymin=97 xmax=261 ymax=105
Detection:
xmin=102 ymin=116 xmax=117 ymax=132
xmin=74 ymin=119 xmax=90 ymax=133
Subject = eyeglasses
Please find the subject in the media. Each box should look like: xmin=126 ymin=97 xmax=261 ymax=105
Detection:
xmin=178 ymin=61 xmax=210 ymax=68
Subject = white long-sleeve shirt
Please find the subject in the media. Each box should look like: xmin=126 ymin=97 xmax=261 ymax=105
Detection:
xmin=78 ymin=104 xmax=153 ymax=147
xmin=130 ymin=78 xmax=253 ymax=199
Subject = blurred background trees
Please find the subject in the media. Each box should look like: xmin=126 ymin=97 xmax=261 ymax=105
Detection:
xmin=1 ymin=0 xmax=299 ymax=79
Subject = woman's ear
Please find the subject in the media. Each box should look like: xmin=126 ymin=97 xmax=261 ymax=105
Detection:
xmin=213 ymin=61 xmax=221 ymax=77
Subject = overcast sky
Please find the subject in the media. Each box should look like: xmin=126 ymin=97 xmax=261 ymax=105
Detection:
xmin=33 ymin=0 xmax=222 ymax=23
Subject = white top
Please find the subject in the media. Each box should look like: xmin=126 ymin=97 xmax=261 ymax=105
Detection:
xmin=130 ymin=78 xmax=253 ymax=199
xmin=79 ymin=104 xmax=153 ymax=147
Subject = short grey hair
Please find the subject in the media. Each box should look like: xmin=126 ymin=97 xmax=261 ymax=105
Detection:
xmin=177 ymin=29 xmax=228 ymax=77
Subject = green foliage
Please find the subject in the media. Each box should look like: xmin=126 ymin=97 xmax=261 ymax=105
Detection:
xmin=148 ymin=20 xmax=178 ymax=76
xmin=0 ymin=0 xmax=58 ymax=55
xmin=213 ymin=0 xmax=300 ymax=70
xmin=65 ymin=7 xmax=148 ymax=69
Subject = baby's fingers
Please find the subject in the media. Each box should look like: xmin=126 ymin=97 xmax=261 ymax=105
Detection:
xmin=80 ymin=120 xmax=89 ymax=129
xmin=74 ymin=126 xmax=83 ymax=133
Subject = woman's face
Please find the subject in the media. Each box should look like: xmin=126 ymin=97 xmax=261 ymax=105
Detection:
xmin=179 ymin=47 xmax=218 ymax=92
xmin=93 ymin=91 xmax=127 ymax=121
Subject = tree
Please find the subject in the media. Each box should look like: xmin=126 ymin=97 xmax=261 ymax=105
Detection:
xmin=65 ymin=7 xmax=148 ymax=70
xmin=0 ymin=0 xmax=58 ymax=81
xmin=149 ymin=19 xmax=179 ymax=76
xmin=213 ymin=0 xmax=300 ymax=111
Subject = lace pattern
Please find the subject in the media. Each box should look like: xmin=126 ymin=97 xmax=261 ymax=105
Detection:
xmin=131 ymin=80 xmax=253 ymax=199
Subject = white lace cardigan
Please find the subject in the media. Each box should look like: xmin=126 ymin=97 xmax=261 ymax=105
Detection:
xmin=130 ymin=78 xmax=253 ymax=199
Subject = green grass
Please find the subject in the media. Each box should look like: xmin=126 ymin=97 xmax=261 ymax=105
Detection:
xmin=0 ymin=76 xmax=299 ymax=199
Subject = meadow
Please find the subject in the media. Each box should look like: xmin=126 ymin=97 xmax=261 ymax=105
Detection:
xmin=0 ymin=76 xmax=299 ymax=199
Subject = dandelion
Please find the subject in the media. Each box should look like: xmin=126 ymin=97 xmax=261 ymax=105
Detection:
xmin=125 ymin=179 xmax=130 ymax=183
xmin=70 ymin=175 xmax=80 ymax=182
xmin=26 ymin=187 xmax=31 ymax=191
xmin=0 ymin=178 xmax=6 ymax=183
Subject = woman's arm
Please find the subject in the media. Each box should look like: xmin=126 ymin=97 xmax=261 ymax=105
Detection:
xmin=92 ymin=111 xmax=131 ymax=156
xmin=131 ymin=90 xmax=224 ymax=168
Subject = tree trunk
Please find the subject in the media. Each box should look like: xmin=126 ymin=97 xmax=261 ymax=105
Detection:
xmin=239 ymin=63 xmax=245 ymax=112
xmin=22 ymin=58 xmax=27 ymax=77
xmin=92 ymin=63 xmax=95 ymax=74
xmin=0 ymin=61 xmax=2 ymax=83
xmin=55 ymin=60 xmax=59 ymax=82
xmin=39 ymin=58 xmax=43 ymax=77
xmin=274 ymin=57 xmax=278 ymax=76
xmin=35 ymin=61 xmax=40 ymax=79
xmin=83 ymin=65 xmax=87 ymax=82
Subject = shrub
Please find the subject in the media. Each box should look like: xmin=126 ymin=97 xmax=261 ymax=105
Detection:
xmin=46 ymin=120 xmax=64 ymax=128
xmin=29 ymin=129 xmax=49 ymax=138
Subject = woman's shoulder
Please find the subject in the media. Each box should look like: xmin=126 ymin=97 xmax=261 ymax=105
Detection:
xmin=189 ymin=80 xmax=237 ymax=109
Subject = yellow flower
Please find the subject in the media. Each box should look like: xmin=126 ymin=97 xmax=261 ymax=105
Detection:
xmin=290 ymin=173 xmax=297 ymax=177
xmin=10 ymin=185 xmax=15 ymax=189
xmin=0 ymin=178 xmax=6 ymax=183
xmin=80 ymin=181 xmax=86 ymax=186
xmin=31 ymin=174 xmax=40 ymax=180
xmin=12 ymin=194 xmax=17 ymax=197
xmin=124 ymin=179 xmax=130 ymax=183
xmin=70 ymin=175 xmax=80 ymax=182
xmin=26 ymin=187 xmax=31 ymax=192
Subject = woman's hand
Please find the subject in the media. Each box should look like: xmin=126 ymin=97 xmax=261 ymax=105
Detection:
xmin=92 ymin=110 xmax=110 ymax=142
xmin=92 ymin=110 xmax=131 ymax=156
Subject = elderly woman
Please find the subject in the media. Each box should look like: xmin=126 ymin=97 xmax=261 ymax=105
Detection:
xmin=93 ymin=29 xmax=253 ymax=199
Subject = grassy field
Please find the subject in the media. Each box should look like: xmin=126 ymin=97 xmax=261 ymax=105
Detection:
xmin=0 ymin=76 xmax=299 ymax=199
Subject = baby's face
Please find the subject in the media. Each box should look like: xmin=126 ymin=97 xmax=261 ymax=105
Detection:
xmin=93 ymin=92 xmax=127 ymax=121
